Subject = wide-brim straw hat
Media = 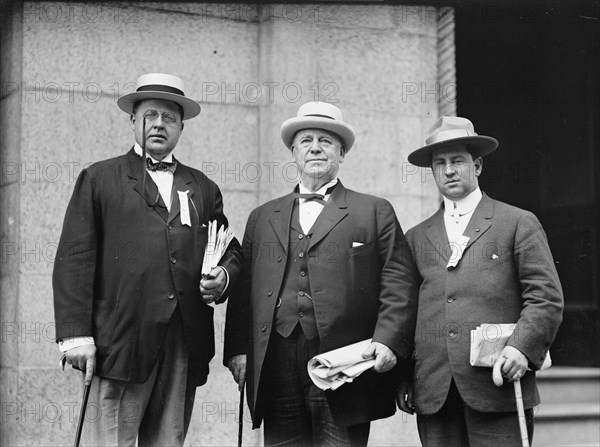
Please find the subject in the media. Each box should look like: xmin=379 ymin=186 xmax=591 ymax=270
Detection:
xmin=117 ymin=73 xmax=201 ymax=120
xmin=280 ymin=101 xmax=356 ymax=151
xmin=408 ymin=116 xmax=498 ymax=167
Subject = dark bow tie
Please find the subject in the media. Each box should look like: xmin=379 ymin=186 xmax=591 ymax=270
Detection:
xmin=146 ymin=157 xmax=177 ymax=173
xmin=293 ymin=185 xmax=337 ymax=205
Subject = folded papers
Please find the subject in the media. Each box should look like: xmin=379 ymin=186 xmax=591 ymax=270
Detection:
xmin=470 ymin=324 xmax=551 ymax=370
xmin=308 ymin=339 xmax=374 ymax=391
xmin=201 ymin=220 xmax=235 ymax=277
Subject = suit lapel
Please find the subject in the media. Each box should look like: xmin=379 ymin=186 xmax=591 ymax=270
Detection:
xmin=461 ymin=193 xmax=493 ymax=253
xmin=127 ymin=149 xmax=169 ymax=222
xmin=307 ymin=184 xmax=349 ymax=251
xmin=268 ymin=194 xmax=295 ymax=253
xmin=425 ymin=206 xmax=450 ymax=263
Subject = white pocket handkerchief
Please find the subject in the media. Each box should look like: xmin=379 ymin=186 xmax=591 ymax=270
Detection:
xmin=352 ymin=242 xmax=364 ymax=248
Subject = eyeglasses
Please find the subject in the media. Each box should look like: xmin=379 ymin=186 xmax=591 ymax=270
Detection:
xmin=142 ymin=110 xmax=179 ymax=125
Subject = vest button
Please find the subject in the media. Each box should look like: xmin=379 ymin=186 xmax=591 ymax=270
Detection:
xmin=267 ymin=290 xmax=273 ymax=296
xmin=261 ymin=325 xmax=268 ymax=333
xmin=298 ymin=291 xmax=304 ymax=296
xmin=300 ymin=271 xmax=306 ymax=277
xmin=299 ymin=312 xmax=304 ymax=318
xmin=299 ymin=253 xmax=304 ymax=258
xmin=277 ymin=256 xmax=282 ymax=262
xmin=167 ymin=292 xmax=175 ymax=300
xmin=447 ymin=296 xmax=454 ymax=303
xmin=170 ymin=257 xmax=177 ymax=264
xmin=448 ymin=331 xmax=457 ymax=338
xmin=298 ymin=234 xmax=304 ymax=240
xmin=167 ymin=224 xmax=173 ymax=231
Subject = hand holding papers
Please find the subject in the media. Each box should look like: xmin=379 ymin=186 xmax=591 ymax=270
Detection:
xmin=470 ymin=324 xmax=551 ymax=371
xmin=308 ymin=339 xmax=374 ymax=391
xmin=201 ymin=220 xmax=235 ymax=277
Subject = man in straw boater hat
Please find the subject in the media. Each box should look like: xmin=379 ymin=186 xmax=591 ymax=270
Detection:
xmin=397 ymin=116 xmax=564 ymax=446
xmin=53 ymin=73 xmax=242 ymax=446
xmin=224 ymin=101 xmax=419 ymax=445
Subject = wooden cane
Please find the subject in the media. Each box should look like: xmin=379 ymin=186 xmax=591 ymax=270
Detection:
xmin=238 ymin=383 xmax=245 ymax=447
xmin=74 ymin=376 xmax=93 ymax=447
xmin=513 ymin=379 xmax=529 ymax=447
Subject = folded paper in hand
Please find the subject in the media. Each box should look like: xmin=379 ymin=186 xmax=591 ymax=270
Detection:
xmin=470 ymin=324 xmax=551 ymax=370
xmin=201 ymin=220 xmax=235 ymax=277
xmin=308 ymin=339 xmax=374 ymax=391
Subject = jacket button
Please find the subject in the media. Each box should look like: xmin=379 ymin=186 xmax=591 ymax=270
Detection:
xmin=298 ymin=291 xmax=304 ymax=296
xmin=167 ymin=224 xmax=173 ymax=231
xmin=167 ymin=292 xmax=175 ymax=300
xmin=298 ymin=234 xmax=304 ymax=240
xmin=300 ymin=271 xmax=306 ymax=277
xmin=267 ymin=290 xmax=273 ymax=296
xmin=299 ymin=312 xmax=304 ymax=318
xmin=299 ymin=253 xmax=304 ymax=258
xmin=448 ymin=331 xmax=457 ymax=338
xmin=277 ymin=256 xmax=282 ymax=262
xmin=170 ymin=257 xmax=177 ymax=264
xmin=261 ymin=325 xmax=268 ymax=333
xmin=447 ymin=296 xmax=454 ymax=303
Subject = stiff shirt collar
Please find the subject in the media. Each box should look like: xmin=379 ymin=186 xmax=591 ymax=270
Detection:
xmin=443 ymin=187 xmax=482 ymax=217
xmin=298 ymin=178 xmax=338 ymax=197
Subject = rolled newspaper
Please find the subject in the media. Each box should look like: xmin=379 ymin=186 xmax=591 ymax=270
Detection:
xmin=201 ymin=220 xmax=235 ymax=277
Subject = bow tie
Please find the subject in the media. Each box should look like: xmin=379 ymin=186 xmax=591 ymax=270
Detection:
xmin=293 ymin=185 xmax=337 ymax=205
xmin=146 ymin=157 xmax=177 ymax=173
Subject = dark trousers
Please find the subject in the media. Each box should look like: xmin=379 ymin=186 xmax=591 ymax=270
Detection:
xmin=417 ymin=379 xmax=534 ymax=447
xmin=261 ymin=328 xmax=370 ymax=447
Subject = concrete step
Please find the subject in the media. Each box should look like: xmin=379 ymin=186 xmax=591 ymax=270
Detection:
xmin=534 ymin=402 xmax=600 ymax=446
xmin=537 ymin=367 xmax=600 ymax=404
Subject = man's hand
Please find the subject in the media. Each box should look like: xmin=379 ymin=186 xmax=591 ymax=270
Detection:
xmin=492 ymin=345 xmax=529 ymax=387
xmin=396 ymin=377 xmax=415 ymax=414
xmin=362 ymin=341 xmax=397 ymax=373
xmin=200 ymin=267 xmax=227 ymax=304
xmin=65 ymin=345 xmax=96 ymax=386
xmin=227 ymin=354 xmax=247 ymax=391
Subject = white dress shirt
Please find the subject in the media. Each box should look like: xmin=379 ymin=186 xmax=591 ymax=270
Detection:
xmin=443 ymin=187 xmax=483 ymax=267
xmin=298 ymin=178 xmax=338 ymax=234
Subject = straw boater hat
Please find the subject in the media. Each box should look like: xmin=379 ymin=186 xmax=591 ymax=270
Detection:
xmin=117 ymin=73 xmax=201 ymax=120
xmin=408 ymin=116 xmax=498 ymax=167
xmin=280 ymin=101 xmax=356 ymax=152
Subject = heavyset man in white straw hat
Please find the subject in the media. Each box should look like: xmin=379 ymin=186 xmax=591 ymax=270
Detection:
xmin=224 ymin=101 xmax=419 ymax=445
xmin=398 ymin=116 xmax=564 ymax=446
xmin=53 ymin=73 xmax=242 ymax=446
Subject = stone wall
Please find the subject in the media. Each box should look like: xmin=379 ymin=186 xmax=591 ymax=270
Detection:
xmin=1 ymin=3 xmax=447 ymax=445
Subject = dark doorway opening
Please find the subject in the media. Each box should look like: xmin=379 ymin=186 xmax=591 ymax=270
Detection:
xmin=455 ymin=1 xmax=600 ymax=366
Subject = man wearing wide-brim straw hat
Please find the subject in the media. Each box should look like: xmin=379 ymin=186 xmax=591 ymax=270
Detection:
xmin=224 ymin=101 xmax=419 ymax=445
xmin=397 ymin=116 xmax=564 ymax=446
xmin=53 ymin=73 xmax=242 ymax=446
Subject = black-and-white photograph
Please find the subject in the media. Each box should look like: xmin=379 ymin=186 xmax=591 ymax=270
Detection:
xmin=1 ymin=1 xmax=598 ymax=446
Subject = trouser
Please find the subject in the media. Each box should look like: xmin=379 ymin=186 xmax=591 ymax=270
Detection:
xmin=261 ymin=327 xmax=370 ymax=447
xmin=81 ymin=310 xmax=196 ymax=447
xmin=417 ymin=379 xmax=534 ymax=447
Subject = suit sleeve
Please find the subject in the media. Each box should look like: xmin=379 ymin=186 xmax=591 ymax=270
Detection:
xmin=223 ymin=208 xmax=258 ymax=364
xmin=53 ymin=168 xmax=99 ymax=342
xmin=371 ymin=200 xmax=420 ymax=360
xmin=210 ymin=184 xmax=242 ymax=304
xmin=508 ymin=212 xmax=564 ymax=369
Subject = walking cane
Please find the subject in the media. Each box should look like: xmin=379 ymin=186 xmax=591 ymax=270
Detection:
xmin=74 ymin=376 xmax=93 ymax=447
xmin=493 ymin=361 xmax=529 ymax=447
xmin=238 ymin=383 xmax=245 ymax=447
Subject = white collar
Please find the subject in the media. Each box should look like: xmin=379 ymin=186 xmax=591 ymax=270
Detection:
xmin=443 ymin=187 xmax=483 ymax=216
xmin=299 ymin=178 xmax=338 ymax=196
xmin=133 ymin=142 xmax=174 ymax=163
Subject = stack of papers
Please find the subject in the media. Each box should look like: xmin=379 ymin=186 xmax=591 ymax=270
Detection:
xmin=201 ymin=220 xmax=235 ymax=277
xmin=470 ymin=324 xmax=551 ymax=370
xmin=308 ymin=339 xmax=375 ymax=391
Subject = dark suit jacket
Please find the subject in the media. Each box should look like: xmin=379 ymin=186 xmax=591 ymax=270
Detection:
xmin=224 ymin=181 xmax=419 ymax=428
xmin=53 ymin=149 xmax=242 ymax=386
xmin=405 ymin=193 xmax=563 ymax=414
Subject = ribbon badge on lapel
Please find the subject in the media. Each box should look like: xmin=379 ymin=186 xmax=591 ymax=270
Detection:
xmin=177 ymin=190 xmax=191 ymax=227
xmin=446 ymin=235 xmax=470 ymax=269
